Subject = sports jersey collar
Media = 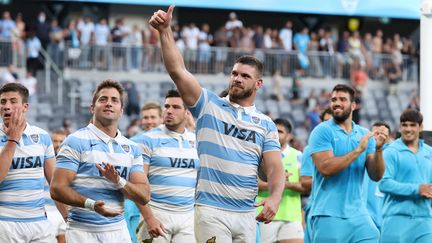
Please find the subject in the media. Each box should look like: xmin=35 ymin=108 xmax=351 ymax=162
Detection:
xmin=160 ymin=124 xmax=188 ymax=140
xmin=88 ymin=123 xmax=122 ymax=144
xmin=330 ymin=119 xmax=359 ymax=135
xmin=222 ymin=95 xmax=256 ymax=115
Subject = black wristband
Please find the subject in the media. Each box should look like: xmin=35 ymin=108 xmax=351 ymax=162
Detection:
xmin=7 ymin=139 xmax=19 ymax=145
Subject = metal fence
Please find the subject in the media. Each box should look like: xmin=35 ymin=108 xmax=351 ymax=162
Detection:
xmin=0 ymin=40 xmax=418 ymax=82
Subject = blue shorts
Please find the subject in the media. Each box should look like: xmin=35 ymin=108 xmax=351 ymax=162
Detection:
xmin=311 ymin=215 xmax=379 ymax=243
xmin=381 ymin=216 xmax=432 ymax=243
xmin=124 ymin=199 xmax=140 ymax=243
xmin=304 ymin=204 xmax=312 ymax=243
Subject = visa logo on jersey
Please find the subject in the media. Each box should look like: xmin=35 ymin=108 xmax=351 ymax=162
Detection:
xmin=222 ymin=121 xmax=257 ymax=143
xmin=10 ymin=156 xmax=43 ymax=169
xmin=169 ymin=158 xmax=197 ymax=168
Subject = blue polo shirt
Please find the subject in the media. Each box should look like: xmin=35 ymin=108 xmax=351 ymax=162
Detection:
xmin=300 ymin=146 xmax=314 ymax=209
xmin=308 ymin=119 xmax=375 ymax=218
xmin=379 ymin=138 xmax=432 ymax=218
xmin=362 ymin=143 xmax=390 ymax=229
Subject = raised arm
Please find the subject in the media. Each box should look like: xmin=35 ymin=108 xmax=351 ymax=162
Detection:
xmin=365 ymin=129 xmax=387 ymax=181
xmin=149 ymin=5 xmax=201 ymax=106
xmin=0 ymin=108 xmax=26 ymax=182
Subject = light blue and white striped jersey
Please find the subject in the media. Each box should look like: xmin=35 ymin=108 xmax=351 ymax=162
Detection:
xmin=56 ymin=123 xmax=144 ymax=232
xmin=0 ymin=123 xmax=55 ymax=222
xmin=131 ymin=125 xmax=199 ymax=212
xmin=189 ymin=88 xmax=280 ymax=212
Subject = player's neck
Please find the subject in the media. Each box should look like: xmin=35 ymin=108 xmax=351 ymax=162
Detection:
xmin=166 ymin=124 xmax=186 ymax=134
xmin=229 ymin=95 xmax=255 ymax=107
xmin=403 ymin=138 xmax=420 ymax=153
xmin=93 ymin=120 xmax=118 ymax=138
xmin=337 ymin=118 xmax=353 ymax=134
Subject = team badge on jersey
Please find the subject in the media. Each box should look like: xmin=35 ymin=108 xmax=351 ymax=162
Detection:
xmin=189 ymin=140 xmax=195 ymax=148
xmin=252 ymin=116 xmax=260 ymax=124
xmin=121 ymin=144 xmax=130 ymax=153
xmin=30 ymin=134 xmax=39 ymax=143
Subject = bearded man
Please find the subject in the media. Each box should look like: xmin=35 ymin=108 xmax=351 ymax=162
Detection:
xmin=306 ymin=84 xmax=388 ymax=243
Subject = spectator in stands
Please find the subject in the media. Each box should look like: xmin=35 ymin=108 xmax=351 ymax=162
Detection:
xmin=51 ymin=79 xmax=150 ymax=243
xmin=0 ymin=83 xmax=60 ymax=243
xmin=140 ymin=101 xmax=162 ymax=132
xmin=93 ymin=17 xmax=111 ymax=69
xmin=362 ymin=32 xmax=374 ymax=75
xmin=319 ymin=30 xmax=335 ymax=78
xmin=0 ymin=11 xmax=15 ymax=64
xmin=78 ymin=16 xmax=94 ymax=68
xmin=350 ymin=58 xmax=368 ymax=90
xmin=35 ymin=11 xmax=50 ymax=49
xmin=308 ymin=84 xmax=387 ymax=242
xmin=47 ymin=128 xmax=67 ymax=243
xmin=279 ymin=20 xmax=293 ymax=51
xmin=225 ymin=12 xmax=243 ymax=37
xmin=197 ymin=23 xmax=212 ymax=73
xmin=48 ymin=18 xmax=64 ymax=66
xmin=407 ymin=91 xmax=420 ymax=111
xmin=301 ymin=107 xmax=332 ymax=243
xmin=294 ymin=27 xmax=310 ymax=71
xmin=379 ymin=109 xmax=432 ymax=242
xmin=0 ymin=11 xmax=16 ymax=40
xmin=129 ymin=24 xmax=144 ymax=71
xmin=1 ymin=64 xmax=18 ymax=84
xmin=150 ymin=7 xmax=285 ymax=242
xmin=12 ymin=13 xmax=26 ymax=65
xmin=336 ymin=31 xmax=350 ymax=78
xmin=348 ymin=31 xmax=364 ymax=67
xmin=26 ymin=30 xmax=42 ymax=76
xmin=385 ymin=59 xmax=402 ymax=95
xmin=111 ymin=18 xmax=129 ymax=70
xmin=133 ymin=90 xmax=200 ymax=243
xmin=372 ymin=30 xmax=383 ymax=78
xmin=309 ymin=31 xmax=323 ymax=76
xmin=363 ymin=121 xmax=391 ymax=232
xmin=306 ymin=104 xmax=321 ymax=131
xmin=257 ymin=118 xmax=305 ymax=243
xmin=182 ymin=22 xmax=200 ymax=69
xmin=20 ymin=71 xmax=37 ymax=104
xmin=213 ymin=25 xmax=228 ymax=73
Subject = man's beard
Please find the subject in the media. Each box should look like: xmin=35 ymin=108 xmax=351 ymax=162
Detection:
xmin=332 ymin=107 xmax=351 ymax=123
xmin=228 ymin=85 xmax=254 ymax=100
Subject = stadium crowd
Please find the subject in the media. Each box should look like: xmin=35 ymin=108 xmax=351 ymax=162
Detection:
xmin=0 ymin=5 xmax=429 ymax=243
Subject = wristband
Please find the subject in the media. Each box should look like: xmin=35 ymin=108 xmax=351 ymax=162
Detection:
xmin=7 ymin=139 xmax=19 ymax=145
xmin=117 ymin=177 xmax=127 ymax=189
xmin=84 ymin=198 xmax=96 ymax=211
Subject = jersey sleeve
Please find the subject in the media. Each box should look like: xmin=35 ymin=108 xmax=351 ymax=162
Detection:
xmin=308 ymin=124 xmax=333 ymax=155
xmin=56 ymin=135 xmax=82 ymax=172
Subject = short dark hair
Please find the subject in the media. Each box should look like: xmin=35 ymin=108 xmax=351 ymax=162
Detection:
xmin=235 ymin=55 xmax=264 ymax=78
xmin=165 ymin=89 xmax=186 ymax=108
xmin=274 ymin=118 xmax=292 ymax=133
xmin=165 ymin=89 xmax=182 ymax=99
xmin=0 ymin=82 xmax=29 ymax=103
xmin=92 ymin=79 xmax=125 ymax=107
xmin=372 ymin=121 xmax=391 ymax=134
xmin=332 ymin=84 xmax=356 ymax=102
xmin=400 ymin=109 xmax=423 ymax=125
xmin=320 ymin=106 xmax=332 ymax=121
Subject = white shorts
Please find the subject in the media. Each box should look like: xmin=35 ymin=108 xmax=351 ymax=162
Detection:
xmin=260 ymin=220 xmax=304 ymax=243
xmin=0 ymin=220 xmax=56 ymax=243
xmin=46 ymin=207 xmax=67 ymax=236
xmin=195 ymin=205 xmax=256 ymax=243
xmin=66 ymin=227 xmax=132 ymax=243
xmin=137 ymin=206 xmax=195 ymax=243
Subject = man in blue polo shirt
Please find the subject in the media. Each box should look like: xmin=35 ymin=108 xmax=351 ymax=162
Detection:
xmin=308 ymin=84 xmax=387 ymax=243
xmin=379 ymin=109 xmax=432 ymax=243
xmin=363 ymin=121 xmax=391 ymax=231
xmin=301 ymin=107 xmax=332 ymax=243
